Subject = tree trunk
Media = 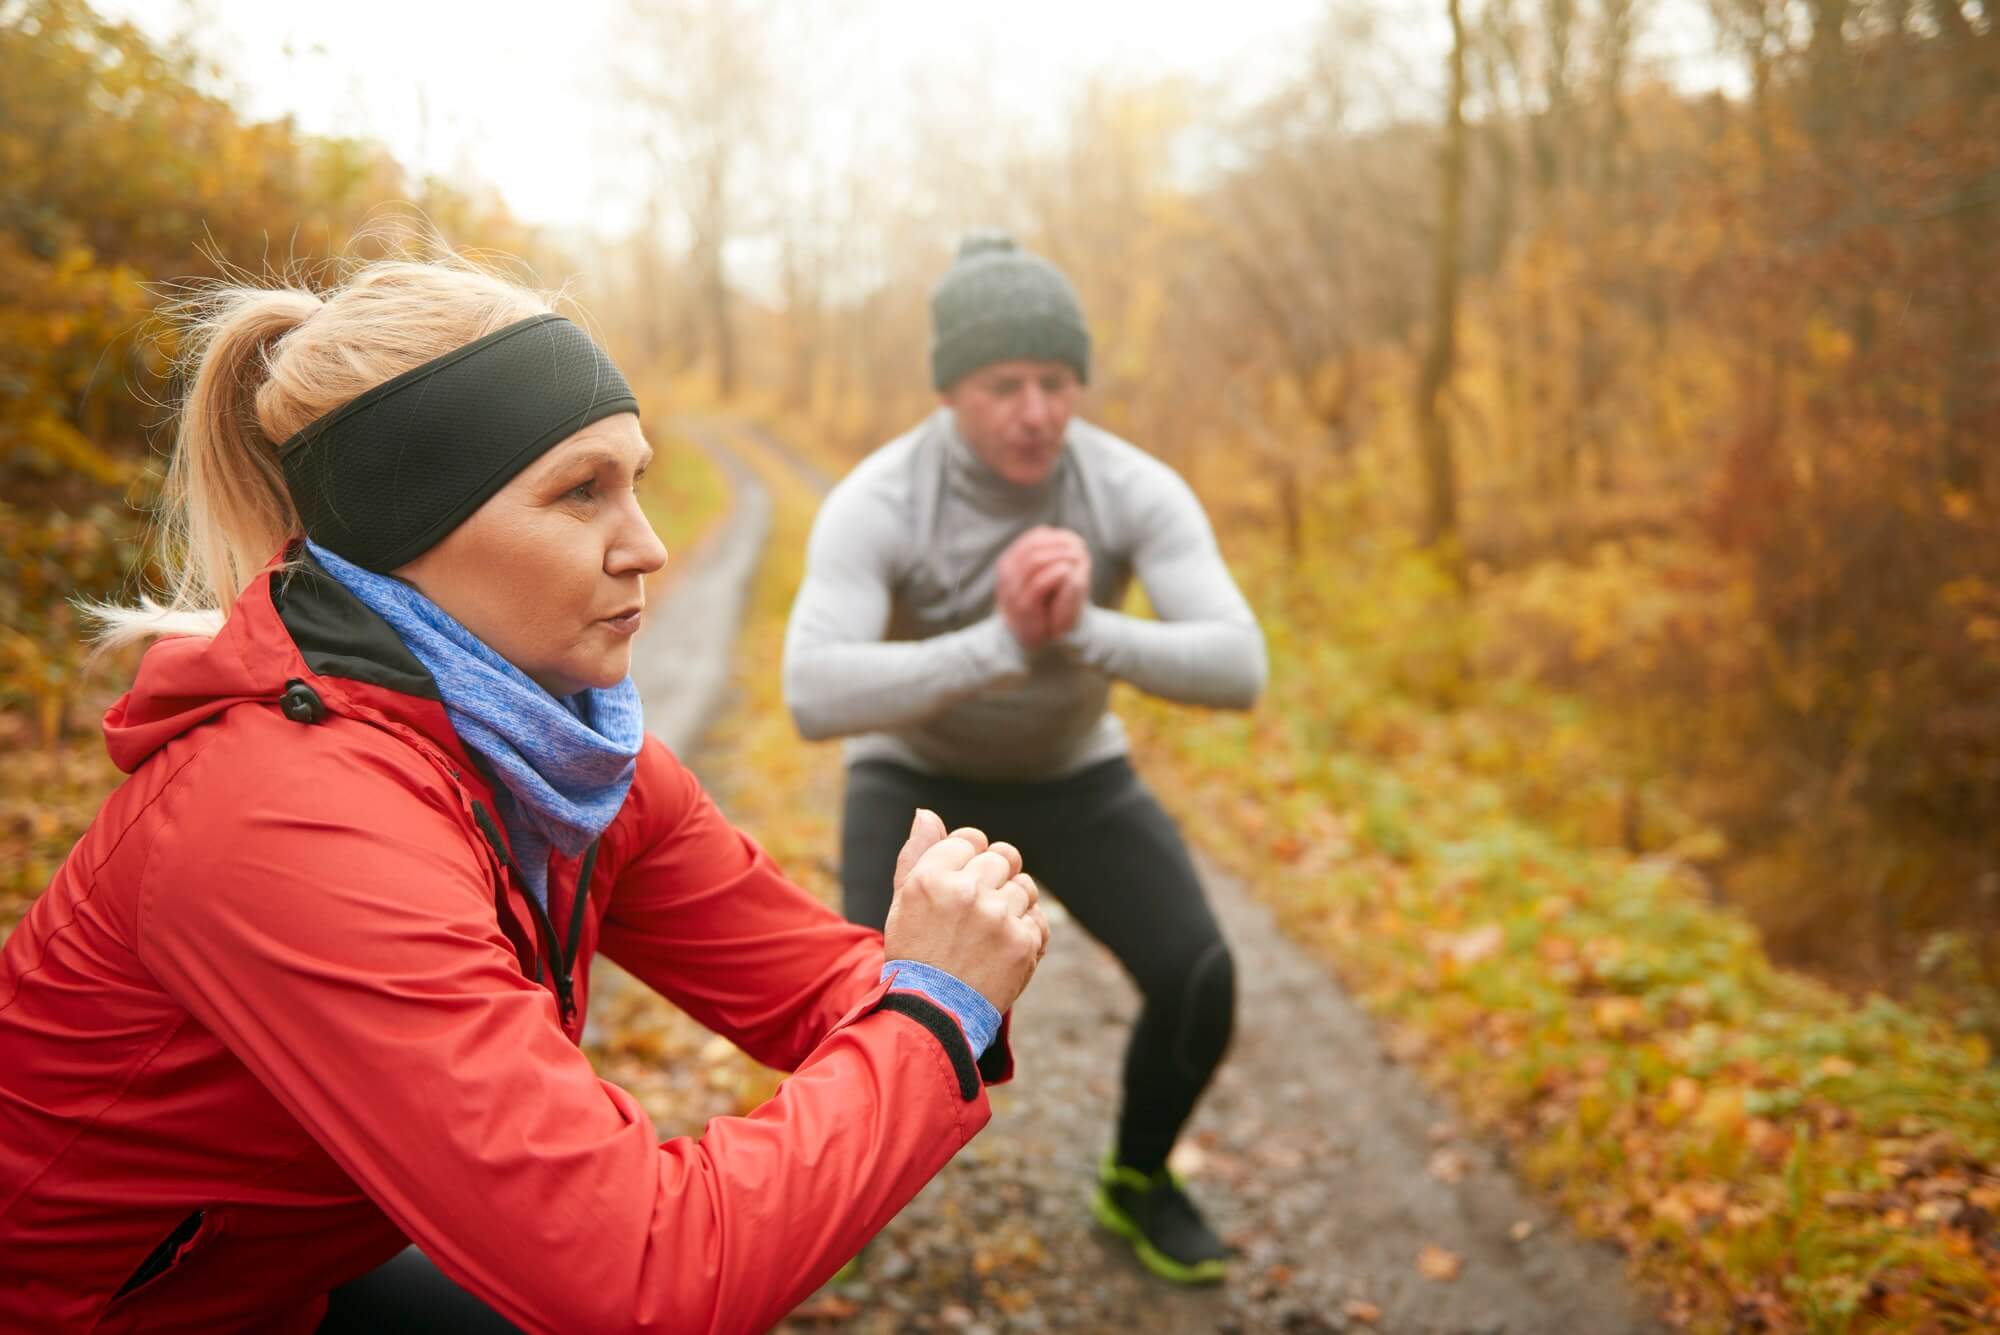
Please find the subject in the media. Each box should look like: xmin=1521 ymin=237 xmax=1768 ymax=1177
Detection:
xmin=1936 ymin=0 xmax=1993 ymax=490
xmin=704 ymin=265 xmax=734 ymax=400
xmin=1417 ymin=0 xmax=1469 ymax=556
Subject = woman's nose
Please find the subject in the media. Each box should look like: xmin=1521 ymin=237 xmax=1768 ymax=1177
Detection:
xmin=609 ymin=496 xmax=669 ymax=576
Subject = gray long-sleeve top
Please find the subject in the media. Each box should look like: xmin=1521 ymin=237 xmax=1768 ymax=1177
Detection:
xmin=781 ymin=410 xmax=1266 ymax=781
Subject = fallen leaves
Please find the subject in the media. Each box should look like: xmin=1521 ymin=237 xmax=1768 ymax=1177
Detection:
xmin=786 ymin=1293 xmax=859 ymax=1323
xmin=1431 ymin=922 xmax=1504 ymax=966
xmin=1128 ymin=657 xmax=2000 ymax=1332
xmin=1427 ymin=1147 xmax=1472 ymax=1184
xmin=1 ymin=713 xmax=129 ymax=932
xmin=1167 ymin=1140 xmax=1208 ymax=1178
xmin=1589 ymin=995 xmax=1647 ymax=1037
xmin=1650 ymin=1182 xmax=1730 ymax=1230
xmin=1416 ymin=1244 xmax=1463 ymax=1281
xmin=1665 ymin=1075 xmax=1702 ymax=1112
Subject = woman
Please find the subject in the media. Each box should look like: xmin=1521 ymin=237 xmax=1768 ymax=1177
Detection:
xmin=0 ymin=254 xmax=1049 ymax=1333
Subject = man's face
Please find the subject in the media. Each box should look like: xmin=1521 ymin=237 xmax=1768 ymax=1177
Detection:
xmin=941 ymin=360 xmax=1081 ymax=487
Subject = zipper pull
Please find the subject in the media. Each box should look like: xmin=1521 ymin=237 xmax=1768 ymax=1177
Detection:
xmin=473 ymin=800 xmax=585 ymax=1030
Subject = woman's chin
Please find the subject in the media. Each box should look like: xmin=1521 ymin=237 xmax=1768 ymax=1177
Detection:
xmin=519 ymin=631 xmax=636 ymax=696
xmin=579 ymin=652 xmax=633 ymax=692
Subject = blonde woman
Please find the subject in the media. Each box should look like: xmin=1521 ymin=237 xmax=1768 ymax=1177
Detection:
xmin=0 ymin=254 xmax=1049 ymax=1333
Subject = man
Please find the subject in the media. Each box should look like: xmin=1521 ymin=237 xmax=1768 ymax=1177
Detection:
xmin=782 ymin=232 xmax=1266 ymax=1284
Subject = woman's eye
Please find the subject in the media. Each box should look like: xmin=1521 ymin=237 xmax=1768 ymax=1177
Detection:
xmin=567 ymin=481 xmax=596 ymax=503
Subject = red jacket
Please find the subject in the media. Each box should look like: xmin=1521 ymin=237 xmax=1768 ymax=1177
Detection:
xmin=0 ymin=557 xmax=1011 ymax=1333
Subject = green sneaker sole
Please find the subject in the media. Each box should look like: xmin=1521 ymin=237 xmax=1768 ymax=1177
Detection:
xmin=1091 ymin=1186 xmax=1229 ymax=1286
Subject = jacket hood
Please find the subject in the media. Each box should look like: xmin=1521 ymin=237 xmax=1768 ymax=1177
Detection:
xmin=103 ymin=623 xmax=282 ymax=773
xmin=103 ymin=549 xmax=461 ymax=775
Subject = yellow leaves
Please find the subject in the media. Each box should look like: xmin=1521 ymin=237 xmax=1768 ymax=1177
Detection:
xmin=1690 ymin=1084 xmax=1747 ymax=1139
xmin=1533 ymin=895 xmax=1571 ymax=924
xmin=1743 ymin=1117 xmax=1789 ymax=1162
xmin=1804 ymin=315 xmax=1855 ymax=370
xmin=1590 ymin=995 xmax=1646 ymax=1037
xmin=1126 ymin=517 xmax=2000 ymax=1322
xmin=1654 ymin=1075 xmax=1705 ymax=1130
xmin=1651 ymin=1177 xmax=1776 ymax=1245
xmin=1935 ymin=1226 xmax=1980 ymax=1261
xmin=13 ymin=412 xmax=133 ymax=486
xmin=1426 ymin=922 xmax=1505 ymax=980
xmin=0 ymin=714 xmax=130 ymax=930
xmin=51 ymin=244 xmax=100 ymax=280
xmin=1685 ymin=1181 xmax=1730 ymax=1214
xmin=1268 ymin=831 xmax=1308 ymax=864
xmin=1650 ymin=1190 xmax=1698 ymax=1230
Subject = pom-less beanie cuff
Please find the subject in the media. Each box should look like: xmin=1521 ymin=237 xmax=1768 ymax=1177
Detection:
xmin=930 ymin=312 xmax=1091 ymax=392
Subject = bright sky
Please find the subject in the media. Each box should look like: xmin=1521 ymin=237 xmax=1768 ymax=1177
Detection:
xmin=98 ymin=0 xmax=1343 ymax=236
xmin=97 ymin=0 xmax=1729 ymax=241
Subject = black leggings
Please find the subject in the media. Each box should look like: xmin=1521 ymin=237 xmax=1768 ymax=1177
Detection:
xmin=319 ymin=1248 xmax=518 ymax=1332
xmin=841 ymin=757 xmax=1234 ymax=1174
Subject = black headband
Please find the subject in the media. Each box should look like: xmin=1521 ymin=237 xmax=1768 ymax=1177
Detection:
xmin=278 ymin=313 xmax=639 ymax=572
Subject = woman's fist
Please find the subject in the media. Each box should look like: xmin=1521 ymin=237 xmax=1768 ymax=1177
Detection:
xmin=882 ymin=809 xmax=1051 ymax=1013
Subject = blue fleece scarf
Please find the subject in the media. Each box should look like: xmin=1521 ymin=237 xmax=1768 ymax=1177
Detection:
xmin=307 ymin=542 xmax=644 ymax=905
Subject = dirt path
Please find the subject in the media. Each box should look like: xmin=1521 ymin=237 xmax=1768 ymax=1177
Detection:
xmin=627 ymin=419 xmax=1662 ymax=1335
xmin=624 ymin=424 xmax=770 ymax=759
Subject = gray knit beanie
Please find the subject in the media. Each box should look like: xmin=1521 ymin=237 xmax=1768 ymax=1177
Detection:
xmin=929 ymin=231 xmax=1091 ymax=391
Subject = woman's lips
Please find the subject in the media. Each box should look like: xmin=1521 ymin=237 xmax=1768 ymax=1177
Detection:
xmin=602 ymin=610 xmax=643 ymax=636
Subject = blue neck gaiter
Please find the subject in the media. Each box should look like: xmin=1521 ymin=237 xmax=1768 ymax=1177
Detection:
xmin=307 ymin=542 xmax=644 ymax=904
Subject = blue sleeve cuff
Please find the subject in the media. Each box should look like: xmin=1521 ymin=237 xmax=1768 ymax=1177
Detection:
xmin=879 ymin=961 xmax=1000 ymax=1057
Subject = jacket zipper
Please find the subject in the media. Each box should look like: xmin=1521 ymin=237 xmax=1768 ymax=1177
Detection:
xmin=469 ymin=800 xmax=598 ymax=1029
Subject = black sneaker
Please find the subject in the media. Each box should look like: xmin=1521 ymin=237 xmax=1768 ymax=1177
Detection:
xmin=1091 ymin=1155 xmax=1229 ymax=1284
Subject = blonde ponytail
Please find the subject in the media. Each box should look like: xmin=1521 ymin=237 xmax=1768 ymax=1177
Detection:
xmin=89 ymin=252 xmax=555 ymax=648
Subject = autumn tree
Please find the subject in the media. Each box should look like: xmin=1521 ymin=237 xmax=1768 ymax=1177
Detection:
xmin=1415 ymin=0 xmax=1470 ymax=554
xmin=615 ymin=0 xmax=775 ymax=400
xmin=2 ymin=0 xmax=552 ymax=741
